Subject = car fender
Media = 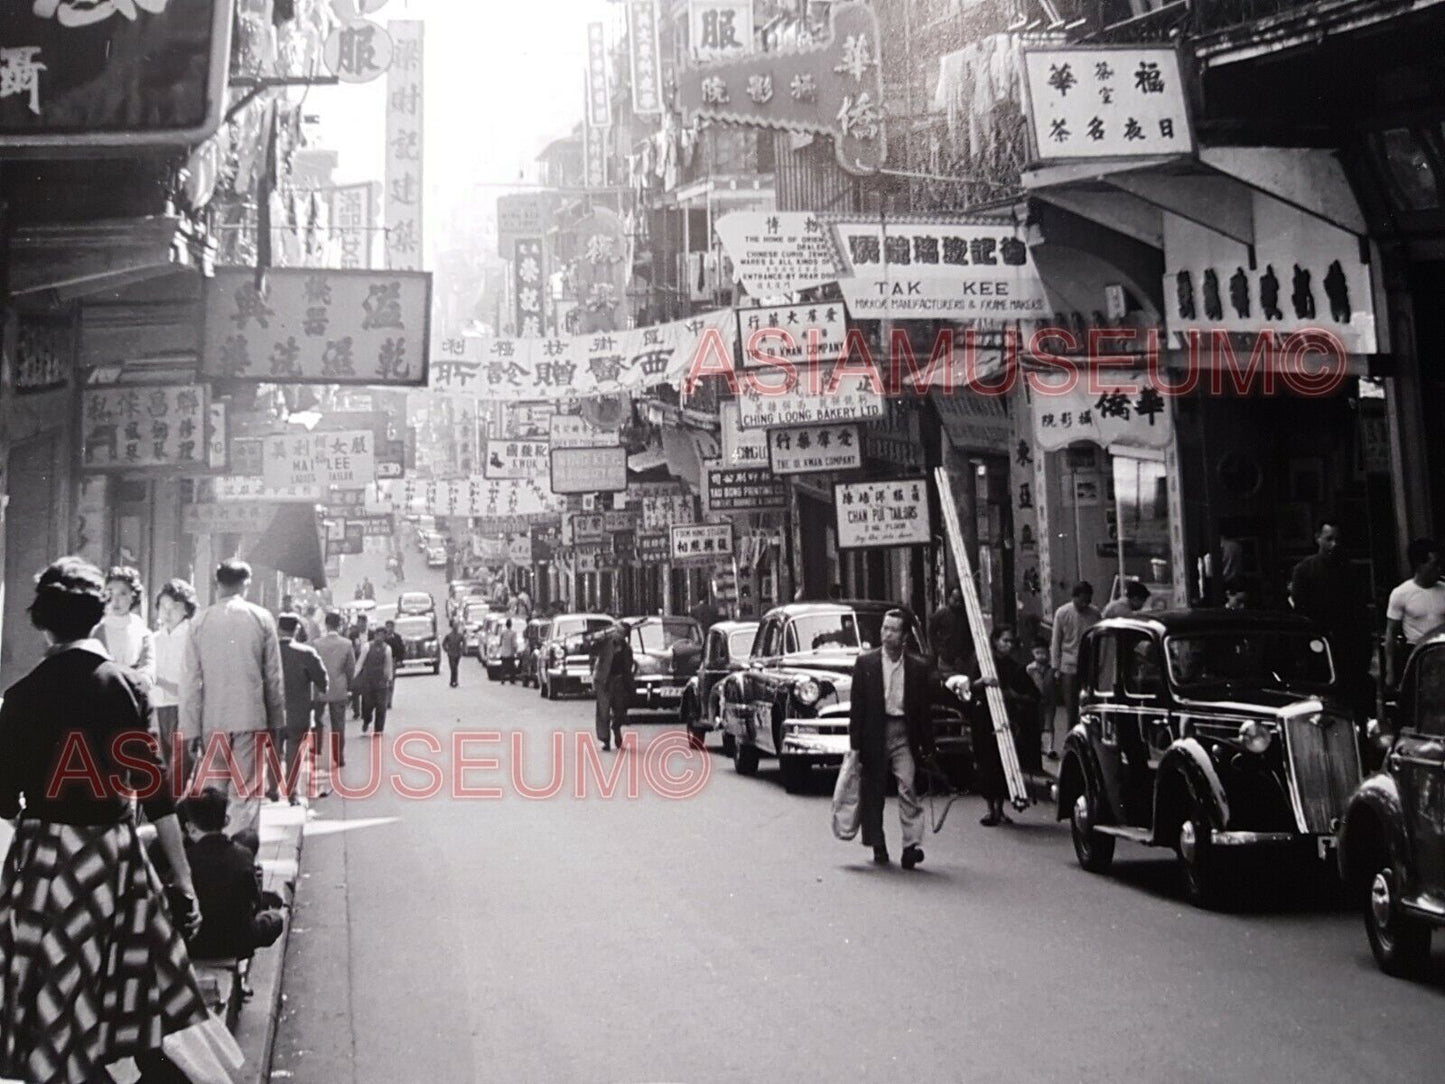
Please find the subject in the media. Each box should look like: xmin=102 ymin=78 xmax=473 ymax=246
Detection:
xmin=1057 ymin=728 xmax=1107 ymax=823
xmin=1154 ymin=738 xmax=1230 ymax=839
xmin=1338 ymin=771 xmax=1412 ymax=891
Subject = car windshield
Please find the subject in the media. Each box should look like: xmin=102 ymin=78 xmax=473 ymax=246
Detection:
xmin=463 ymin=604 xmax=488 ymax=623
xmin=728 ymin=629 xmax=757 ymax=659
xmin=1166 ymin=631 xmax=1335 ymax=692
xmin=789 ymin=612 xmax=863 ymax=653
xmin=632 ymin=619 xmax=700 ymax=654
xmin=395 ymin=617 xmax=434 ymax=639
xmin=399 ymin=595 xmax=432 ymax=613
xmin=555 ymin=617 xmax=613 ymax=640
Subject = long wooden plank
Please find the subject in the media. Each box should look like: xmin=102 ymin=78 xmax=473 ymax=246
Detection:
xmin=933 ymin=467 xmax=1031 ymax=809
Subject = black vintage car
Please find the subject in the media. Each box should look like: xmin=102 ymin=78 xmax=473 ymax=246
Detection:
xmin=1058 ymin=611 xmax=1362 ymax=907
xmin=681 ymin=620 xmax=759 ymax=750
xmin=623 ymin=616 xmax=704 ymax=713
xmin=1338 ymin=625 xmax=1445 ymax=977
xmin=718 ymin=601 xmax=970 ymax=793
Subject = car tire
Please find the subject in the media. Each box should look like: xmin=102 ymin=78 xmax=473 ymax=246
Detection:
xmin=1365 ymin=862 xmax=1433 ymax=978
xmin=1177 ymin=807 xmax=1227 ymax=909
xmin=734 ymin=741 xmax=759 ymax=776
xmin=1070 ymin=791 xmax=1115 ymax=874
xmin=779 ymin=756 xmax=807 ymax=794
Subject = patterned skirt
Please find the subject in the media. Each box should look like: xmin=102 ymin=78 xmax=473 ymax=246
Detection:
xmin=0 ymin=818 xmax=220 ymax=1084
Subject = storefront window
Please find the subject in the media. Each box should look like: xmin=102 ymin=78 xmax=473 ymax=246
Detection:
xmin=1112 ymin=454 xmax=1173 ymax=604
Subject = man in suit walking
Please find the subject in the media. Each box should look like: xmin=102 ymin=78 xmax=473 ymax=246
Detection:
xmin=593 ymin=624 xmax=635 ymax=752
xmin=849 ymin=609 xmax=934 ymax=868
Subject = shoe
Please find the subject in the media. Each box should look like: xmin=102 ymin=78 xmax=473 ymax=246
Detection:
xmin=613 ymin=732 xmax=624 ymax=749
xmin=601 ymin=742 xmax=611 ymax=752
xmin=902 ymin=845 xmax=924 ymax=870
xmin=980 ymin=813 xmax=1002 ymax=827
xmin=1000 ymin=812 xmax=1014 ymax=825
xmin=266 ymin=789 xmax=280 ymax=803
xmin=288 ymin=795 xmax=300 ymax=807
xmin=315 ymin=789 xmax=331 ymax=800
xmin=872 ymin=846 xmax=890 ymax=865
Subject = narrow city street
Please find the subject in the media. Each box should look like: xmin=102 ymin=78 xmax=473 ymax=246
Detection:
xmin=272 ymin=665 xmax=1445 ymax=1083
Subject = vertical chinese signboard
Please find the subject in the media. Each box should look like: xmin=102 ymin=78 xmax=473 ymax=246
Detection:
xmin=514 ymin=239 xmax=545 ymax=338
xmin=627 ymin=2 xmax=662 ymax=116
xmin=385 ymin=20 xmax=424 ymax=271
xmin=330 ymin=182 xmax=375 ymax=270
xmin=81 ymin=385 xmax=209 ymax=471
xmin=586 ymin=22 xmax=611 ymax=129
xmin=689 ymin=0 xmax=753 ymax=62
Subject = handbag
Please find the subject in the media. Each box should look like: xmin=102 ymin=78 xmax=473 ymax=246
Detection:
xmin=831 ymin=749 xmax=862 ymax=841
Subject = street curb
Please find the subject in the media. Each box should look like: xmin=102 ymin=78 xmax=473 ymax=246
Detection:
xmin=232 ymin=804 xmax=305 ymax=1084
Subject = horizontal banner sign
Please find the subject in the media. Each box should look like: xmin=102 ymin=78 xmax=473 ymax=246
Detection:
xmin=379 ymin=478 xmax=562 ymax=518
xmin=768 ymin=424 xmax=862 ymax=475
xmin=637 ymin=531 xmax=670 ymax=561
xmin=206 ymin=477 xmax=323 ymax=503
xmin=670 ymin=524 xmax=734 ymax=563
xmin=82 ymin=385 xmax=209 ymax=471
xmin=350 ymin=514 xmax=396 ymax=538
xmin=202 ymin=268 xmax=432 ymax=386
xmin=738 ymin=303 xmax=846 ymax=368
xmin=551 ymin=446 xmax=629 ymax=495
xmin=262 ymin=431 xmax=376 ymax=490
xmin=548 ymin=413 xmax=621 ymax=449
xmin=835 ymin=478 xmax=931 ymax=550
xmin=484 ymin=439 xmax=550 ymax=481
xmin=736 ymin=369 xmax=887 ymax=430
xmin=704 ymin=466 xmax=788 ymax=514
xmin=182 ymin=502 xmax=278 ymax=535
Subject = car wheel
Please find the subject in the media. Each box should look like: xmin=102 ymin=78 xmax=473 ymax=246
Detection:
xmin=779 ymin=756 xmax=807 ymax=794
xmin=1070 ymin=792 xmax=1115 ymax=874
xmin=734 ymin=741 xmax=759 ymax=776
xmin=1365 ymin=862 xmax=1433 ymax=978
xmin=1177 ymin=808 xmax=1227 ymax=909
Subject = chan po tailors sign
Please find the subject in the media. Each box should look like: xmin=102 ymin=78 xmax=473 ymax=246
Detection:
xmin=81 ymin=384 xmax=208 ymax=471
xmin=768 ymin=424 xmax=862 ymax=476
xmin=677 ymin=1 xmax=884 ymax=174
xmin=835 ymin=478 xmax=931 ymax=550
xmin=484 ymin=439 xmax=550 ymax=481
xmin=551 ymin=446 xmax=629 ymax=495
xmin=715 ymin=212 xmax=847 ymax=298
xmin=0 ymin=0 xmax=231 ymax=149
xmin=833 ymin=220 xmax=1047 ymax=321
xmin=670 ymin=523 xmax=735 ymax=564
xmin=1023 ymin=47 xmax=1193 ymax=162
xmin=201 ymin=268 xmax=432 ymax=386
xmin=704 ymin=465 xmax=788 ymax=514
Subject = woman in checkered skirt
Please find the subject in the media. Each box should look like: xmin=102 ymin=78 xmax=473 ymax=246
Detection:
xmin=0 ymin=558 xmax=241 ymax=1083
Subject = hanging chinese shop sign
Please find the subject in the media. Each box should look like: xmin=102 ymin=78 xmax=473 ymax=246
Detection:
xmin=379 ymin=478 xmax=562 ymax=519
xmin=677 ymin=1 xmax=884 ymax=175
xmin=584 ymin=115 xmax=608 ymax=189
xmin=704 ymin=465 xmax=788 ymax=515
xmin=688 ymin=1 xmax=753 ymax=63
xmin=572 ymin=209 xmax=630 ymax=334
xmin=201 ymin=268 xmax=431 ymax=386
xmin=484 ymin=439 xmax=550 ymax=481
xmin=207 ymin=402 xmax=229 ymax=471
xmin=627 ymin=2 xmax=662 ymax=116
xmin=715 ymin=212 xmax=847 ymax=297
xmin=351 ymin=514 xmax=396 ymax=539
xmin=834 ymin=479 xmax=932 ymax=550
xmin=1023 ymin=47 xmax=1193 ymax=162
xmin=206 ymin=477 xmax=322 ymax=503
xmin=182 ymin=503 xmax=279 ymax=536
xmin=671 ymin=524 xmax=735 ymax=564
xmin=385 ymin=20 xmax=424 ymax=271
xmin=262 ymin=431 xmax=377 ymax=491
xmin=429 ymin=310 xmax=735 ymax=401
xmin=0 ymin=0 xmax=230 ymax=149
xmin=768 ymin=424 xmax=863 ymax=476
xmin=330 ymin=183 xmax=375 ymax=270
xmin=514 ymin=239 xmax=546 ymax=338
xmin=14 ymin=313 xmax=73 ymax=394
xmin=1027 ymin=372 xmax=1175 ymax=454
xmin=738 ymin=303 xmax=847 ymax=369
xmin=551 ymin=446 xmax=629 ymax=495
xmin=81 ymin=385 xmax=208 ymax=472
xmin=736 ymin=368 xmax=887 ymax=430
xmin=833 ymin=221 xmax=1048 ymax=321
xmin=720 ymin=402 xmax=769 ymax=468
xmin=549 ymin=413 xmax=620 ymax=449
xmin=634 ymin=484 xmax=696 ymax=531
xmin=498 ymin=193 xmax=558 ymax=261
xmin=323 ymin=19 xmax=393 ymax=83
xmin=586 ymin=22 xmax=611 ymax=128
xmin=326 ymin=522 xmax=366 ymax=559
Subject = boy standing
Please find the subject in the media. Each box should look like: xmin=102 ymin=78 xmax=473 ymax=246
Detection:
xmin=1027 ymin=638 xmax=1058 ymax=760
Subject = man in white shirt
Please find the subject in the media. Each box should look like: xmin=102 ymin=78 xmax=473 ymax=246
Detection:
xmin=1385 ymin=539 xmax=1445 ymax=688
xmin=1051 ymin=582 xmax=1102 ymax=734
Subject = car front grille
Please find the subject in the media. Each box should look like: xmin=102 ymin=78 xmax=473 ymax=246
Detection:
xmin=1283 ymin=712 xmax=1361 ymax=834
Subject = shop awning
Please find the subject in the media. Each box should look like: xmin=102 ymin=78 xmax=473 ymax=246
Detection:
xmin=245 ymin=504 xmax=327 ymax=589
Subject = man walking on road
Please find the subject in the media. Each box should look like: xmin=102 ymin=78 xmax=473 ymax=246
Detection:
xmin=277 ymin=614 xmax=328 ymax=805
xmin=357 ymin=628 xmax=394 ymax=736
xmin=1051 ymin=582 xmax=1101 ymax=734
xmin=383 ymin=620 xmax=405 ymax=708
xmin=1385 ymin=539 xmax=1445 ymax=688
xmin=443 ymin=621 xmax=466 ymax=687
xmin=849 ymin=610 xmax=933 ymax=868
xmin=182 ymin=560 xmax=286 ymax=838
xmin=593 ymin=624 xmax=634 ymax=752
xmin=312 ymin=611 xmax=357 ymax=768
xmin=1290 ymin=521 xmax=1373 ymax=714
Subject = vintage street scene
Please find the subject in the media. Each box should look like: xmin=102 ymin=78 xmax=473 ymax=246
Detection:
xmin=1 ymin=1 xmax=1445 ymax=1082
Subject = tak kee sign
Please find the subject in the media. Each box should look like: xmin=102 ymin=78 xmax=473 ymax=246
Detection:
xmin=676 ymin=0 xmax=886 ymax=175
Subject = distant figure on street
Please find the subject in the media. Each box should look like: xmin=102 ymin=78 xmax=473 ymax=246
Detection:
xmin=691 ymin=591 xmax=722 ymax=633
xmin=356 ymin=628 xmax=394 ymax=735
xmin=1026 ymin=637 xmax=1058 ymax=760
xmin=277 ymin=614 xmax=328 ymax=805
xmin=1385 ymin=538 xmax=1445 ymax=688
xmin=443 ymin=621 xmax=466 ymax=687
xmin=313 ymin=611 xmax=357 ymax=769
xmin=593 ymin=624 xmax=634 ymax=752
xmin=957 ymin=627 xmax=1039 ymax=824
xmin=358 ymin=577 xmax=376 ymax=601
xmin=1102 ymin=580 xmax=1151 ymax=619
xmin=1289 ymin=521 xmax=1372 ymax=713
xmin=1051 ymin=582 xmax=1101 ymax=735
xmin=182 ymin=560 xmax=286 ymax=838
xmin=347 ymin=614 xmax=370 ymax=720
xmin=95 ymin=564 xmax=155 ymax=688
xmin=928 ymin=584 xmax=974 ymax=678
xmin=153 ymin=578 xmax=198 ymax=781
xmin=498 ymin=618 xmax=520 ymax=682
xmin=279 ymin=594 xmax=308 ymax=642
xmin=384 ymin=620 xmax=405 ymax=708
xmin=849 ymin=610 xmax=933 ymax=868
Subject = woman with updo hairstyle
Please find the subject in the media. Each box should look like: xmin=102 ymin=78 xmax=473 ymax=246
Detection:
xmin=153 ymin=579 xmax=200 ymax=780
xmin=94 ymin=563 xmax=157 ymax=687
xmin=0 ymin=557 xmax=241 ymax=1082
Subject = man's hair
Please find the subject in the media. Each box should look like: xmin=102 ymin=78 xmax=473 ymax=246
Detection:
xmin=1316 ymin=521 xmax=1339 ymax=539
xmin=991 ymin=625 xmax=1016 ymax=648
xmin=1072 ymin=581 xmax=1094 ymax=598
xmin=325 ymin=611 xmax=343 ymax=630
xmin=104 ymin=566 xmax=145 ymax=611
xmin=30 ymin=557 xmax=107 ymax=641
xmin=156 ymin=578 xmax=199 ymax=619
xmin=1125 ymin=581 xmax=1151 ymax=602
xmin=181 ymin=787 xmax=228 ymax=833
xmin=1408 ymin=538 xmax=1439 ymax=570
xmin=385 ymin=620 xmax=395 ymax=629
xmin=882 ymin=608 xmax=908 ymax=630
xmin=215 ymin=559 xmax=252 ymax=588
xmin=278 ymin=613 xmax=301 ymax=635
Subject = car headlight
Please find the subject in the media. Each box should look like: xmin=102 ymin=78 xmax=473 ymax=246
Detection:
xmin=1238 ymin=720 xmax=1273 ymax=755
xmin=794 ymin=677 xmax=822 ymax=706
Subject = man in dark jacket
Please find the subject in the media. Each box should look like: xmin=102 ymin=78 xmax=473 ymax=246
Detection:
xmin=1289 ymin=521 xmax=1372 ymax=715
xmin=174 ymin=788 xmax=284 ymax=961
xmin=849 ymin=610 xmax=934 ymax=868
xmin=928 ymin=585 xmax=973 ymax=677
xmin=277 ymin=614 xmax=328 ymax=804
xmin=442 ymin=621 xmax=466 ymax=687
xmin=593 ymin=624 xmax=635 ymax=752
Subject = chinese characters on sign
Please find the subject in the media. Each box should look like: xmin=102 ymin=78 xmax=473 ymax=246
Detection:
xmin=586 ymin=22 xmax=611 ymax=128
xmin=82 ymin=385 xmax=207 ymax=471
xmin=1023 ymin=48 xmax=1193 ymax=160
xmin=635 ymin=484 xmax=696 ymax=530
xmin=379 ymin=477 xmax=562 ymax=518
xmin=627 ymin=2 xmax=662 ymax=116
xmin=209 ymin=477 xmax=322 ymax=503
xmin=207 ymin=402 xmax=228 ymax=471
xmin=182 ymin=503 xmax=278 ymax=536
xmin=13 ymin=314 xmax=71 ymax=394
xmin=689 ymin=0 xmax=753 ymax=62
xmin=738 ymin=302 xmax=847 ymax=368
xmin=768 ymin=424 xmax=863 ymax=475
xmin=514 ymin=238 xmax=545 ymax=338
xmin=202 ymin=268 xmax=431 ymax=386
xmin=549 ymin=413 xmax=621 ymax=449
xmin=323 ymin=18 xmax=392 ymax=83
xmin=715 ymin=212 xmax=847 ymax=297
xmin=584 ymin=114 xmax=608 ymax=189
xmin=550 ymin=446 xmax=629 ymax=495
xmin=670 ymin=523 xmax=735 ymax=564
xmin=736 ymin=369 xmax=887 ymax=430
xmin=329 ymin=183 xmax=374 ymax=270
xmin=262 ymin=430 xmax=377 ymax=490
xmin=704 ymin=465 xmax=788 ymax=515
xmin=484 ymin=439 xmax=551 ymax=481
xmin=834 ymin=479 xmax=931 ymax=550
xmin=1027 ymin=374 xmax=1175 ymax=453
xmin=833 ymin=220 xmax=1047 ymax=320
xmin=385 ymin=20 xmax=424 ymax=271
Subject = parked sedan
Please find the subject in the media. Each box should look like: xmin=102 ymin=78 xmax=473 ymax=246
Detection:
xmin=461 ymin=600 xmax=491 ymax=657
xmin=1058 ymin=611 xmax=1362 ymax=908
xmin=681 ymin=621 xmax=758 ymax=749
xmin=392 ymin=613 xmax=441 ymax=676
xmin=1339 ymin=625 xmax=1445 ymax=977
xmin=622 ymin=616 xmax=703 ymax=714
xmin=539 ymin=614 xmax=615 ymax=700
xmin=426 ymin=545 xmax=447 ymax=569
